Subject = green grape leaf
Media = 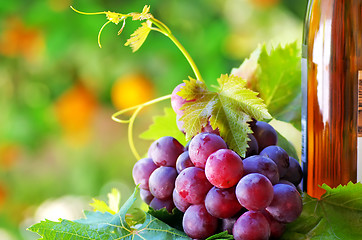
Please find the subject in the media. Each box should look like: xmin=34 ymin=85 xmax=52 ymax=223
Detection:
xmin=282 ymin=182 xmax=362 ymax=240
xmin=206 ymin=231 xmax=234 ymax=240
xmin=125 ymin=20 xmax=152 ymax=52
xmin=179 ymin=74 xmax=271 ymax=157
xmin=232 ymin=42 xmax=301 ymax=130
xmin=139 ymin=107 xmax=187 ymax=146
xmin=28 ymin=187 xmax=190 ymax=240
xmin=89 ymin=188 xmax=121 ymax=214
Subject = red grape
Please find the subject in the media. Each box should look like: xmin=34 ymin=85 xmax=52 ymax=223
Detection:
xmin=176 ymin=151 xmax=194 ymax=174
xmin=282 ymin=156 xmax=303 ymax=186
xmin=148 ymin=136 xmax=184 ymax=167
xmin=140 ymin=189 xmax=154 ymax=205
xmin=205 ymin=149 xmax=243 ymax=188
xmin=149 ymin=197 xmax=175 ymax=213
xmin=235 ymin=173 xmax=274 ymax=211
xmin=188 ymin=132 xmax=227 ymax=169
xmin=175 ymin=167 xmax=212 ymax=204
xmin=266 ymin=183 xmax=303 ymax=223
xmin=205 ymin=186 xmax=242 ymax=219
xmin=260 ymin=146 xmax=289 ymax=178
xmin=172 ymin=189 xmax=191 ymax=212
xmin=242 ymin=155 xmax=279 ymax=184
xmin=182 ymin=204 xmax=218 ymax=239
xmin=132 ymin=158 xmax=158 ymax=190
xmin=233 ymin=211 xmax=270 ymax=240
xmin=251 ymin=121 xmax=277 ymax=151
xmin=149 ymin=166 xmax=177 ymax=199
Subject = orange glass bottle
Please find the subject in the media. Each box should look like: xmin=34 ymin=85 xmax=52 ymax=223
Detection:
xmin=302 ymin=0 xmax=362 ymax=198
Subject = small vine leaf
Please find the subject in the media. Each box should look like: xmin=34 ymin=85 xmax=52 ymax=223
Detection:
xmin=131 ymin=5 xmax=153 ymax=20
xmin=125 ymin=20 xmax=152 ymax=52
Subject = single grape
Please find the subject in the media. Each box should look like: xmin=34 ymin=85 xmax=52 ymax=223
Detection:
xmin=261 ymin=209 xmax=286 ymax=239
xmin=132 ymin=158 xmax=158 ymax=190
xmin=245 ymin=134 xmax=259 ymax=157
xmin=266 ymin=183 xmax=303 ymax=223
xmin=176 ymin=151 xmax=194 ymax=174
xmin=251 ymin=121 xmax=277 ymax=151
xmin=205 ymin=186 xmax=242 ymax=219
xmin=171 ymin=83 xmax=194 ymax=115
xmin=242 ymin=155 xmax=279 ymax=184
xmin=235 ymin=173 xmax=274 ymax=211
xmin=282 ymin=156 xmax=303 ymax=186
xmin=259 ymin=146 xmax=289 ymax=178
xmin=149 ymin=197 xmax=175 ymax=213
xmin=172 ymin=189 xmax=191 ymax=212
xmin=205 ymin=149 xmax=243 ymax=188
xmin=149 ymin=166 xmax=177 ymax=199
xmin=188 ymin=132 xmax=227 ymax=168
xmin=148 ymin=136 xmax=184 ymax=167
xmin=182 ymin=204 xmax=218 ymax=239
xmin=233 ymin=211 xmax=271 ymax=240
xmin=175 ymin=167 xmax=212 ymax=204
xmin=140 ymin=189 xmax=154 ymax=205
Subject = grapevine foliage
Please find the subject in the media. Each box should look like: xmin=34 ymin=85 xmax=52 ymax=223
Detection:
xmin=178 ymin=74 xmax=271 ymax=157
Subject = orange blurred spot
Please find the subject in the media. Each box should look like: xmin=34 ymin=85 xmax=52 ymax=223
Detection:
xmin=55 ymin=83 xmax=98 ymax=144
xmin=0 ymin=144 xmax=20 ymax=170
xmin=111 ymin=73 xmax=155 ymax=111
xmin=0 ymin=183 xmax=7 ymax=209
xmin=0 ymin=17 xmax=45 ymax=62
xmin=248 ymin=0 xmax=280 ymax=8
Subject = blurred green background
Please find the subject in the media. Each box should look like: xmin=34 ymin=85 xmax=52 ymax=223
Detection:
xmin=0 ymin=0 xmax=307 ymax=239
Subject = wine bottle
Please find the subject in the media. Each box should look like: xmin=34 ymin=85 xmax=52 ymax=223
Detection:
xmin=302 ymin=0 xmax=362 ymax=198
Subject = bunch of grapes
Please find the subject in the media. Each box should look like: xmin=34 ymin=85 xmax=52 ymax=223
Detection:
xmin=131 ymin=84 xmax=303 ymax=240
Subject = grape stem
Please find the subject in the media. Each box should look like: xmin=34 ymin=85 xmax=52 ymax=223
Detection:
xmin=112 ymin=94 xmax=172 ymax=160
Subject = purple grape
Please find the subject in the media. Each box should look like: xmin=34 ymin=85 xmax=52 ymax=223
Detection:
xmin=259 ymin=146 xmax=289 ymax=178
xmin=251 ymin=121 xmax=277 ymax=151
xmin=149 ymin=166 xmax=177 ymax=199
xmin=220 ymin=215 xmax=240 ymax=234
xmin=205 ymin=149 xmax=244 ymax=188
xmin=278 ymin=179 xmax=296 ymax=188
xmin=242 ymin=155 xmax=279 ymax=184
xmin=132 ymin=158 xmax=158 ymax=190
xmin=261 ymin=209 xmax=286 ymax=239
xmin=205 ymin=186 xmax=242 ymax=219
xmin=171 ymin=83 xmax=194 ymax=115
xmin=233 ymin=211 xmax=271 ymax=240
xmin=140 ymin=189 xmax=154 ymax=205
xmin=188 ymin=132 xmax=227 ymax=169
xmin=235 ymin=173 xmax=274 ymax=211
xmin=148 ymin=136 xmax=184 ymax=167
xmin=245 ymin=134 xmax=259 ymax=157
xmin=182 ymin=204 xmax=218 ymax=239
xmin=282 ymin=156 xmax=303 ymax=186
xmin=175 ymin=167 xmax=212 ymax=204
xmin=176 ymin=151 xmax=194 ymax=174
xmin=266 ymin=184 xmax=303 ymax=223
xmin=172 ymin=189 xmax=191 ymax=212
xmin=149 ymin=197 xmax=175 ymax=213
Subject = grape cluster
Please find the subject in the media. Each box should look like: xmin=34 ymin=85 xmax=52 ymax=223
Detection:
xmin=131 ymin=84 xmax=303 ymax=240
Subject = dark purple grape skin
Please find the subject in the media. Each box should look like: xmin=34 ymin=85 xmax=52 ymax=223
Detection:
xmin=235 ymin=173 xmax=274 ymax=211
xmin=233 ymin=211 xmax=271 ymax=240
xmin=242 ymin=155 xmax=280 ymax=184
xmin=175 ymin=167 xmax=212 ymax=204
xmin=220 ymin=215 xmax=239 ymax=234
xmin=132 ymin=158 xmax=158 ymax=190
xmin=282 ymin=156 xmax=303 ymax=186
xmin=148 ymin=136 xmax=184 ymax=167
xmin=278 ymin=179 xmax=296 ymax=188
xmin=149 ymin=197 xmax=175 ymax=213
xmin=266 ymin=184 xmax=303 ymax=223
xmin=176 ymin=151 xmax=194 ymax=174
xmin=205 ymin=186 xmax=242 ymax=219
xmin=261 ymin=210 xmax=286 ymax=239
xmin=182 ymin=204 xmax=218 ymax=239
xmin=251 ymin=121 xmax=278 ymax=151
xmin=188 ymin=132 xmax=227 ymax=169
xmin=260 ymin=145 xmax=290 ymax=178
xmin=245 ymin=134 xmax=259 ymax=157
xmin=172 ymin=189 xmax=191 ymax=212
xmin=140 ymin=189 xmax=154 ymax=205
xmin=149 ymin=166 xmax=177 ymax=200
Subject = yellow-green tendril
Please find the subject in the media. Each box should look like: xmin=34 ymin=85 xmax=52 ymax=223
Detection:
xmin=112 ymin=95 xmax=172 ymax=160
